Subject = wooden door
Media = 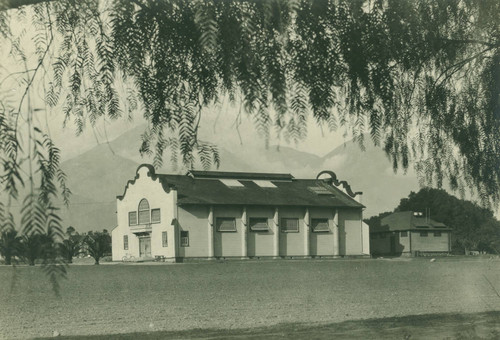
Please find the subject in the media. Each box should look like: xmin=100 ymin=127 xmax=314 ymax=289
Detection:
xmin=390 ymin=235 xmax=396 ymax=254
xmin=139 ymin=237 xmax=151 ymax=257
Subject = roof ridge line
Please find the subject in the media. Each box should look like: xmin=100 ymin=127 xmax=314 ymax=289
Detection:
xmin=186 ymin=170 xmax=294 ymax=181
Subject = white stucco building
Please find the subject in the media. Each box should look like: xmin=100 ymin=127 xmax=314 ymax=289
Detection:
xmin=112 ymin=164 xmax=369 ymax=262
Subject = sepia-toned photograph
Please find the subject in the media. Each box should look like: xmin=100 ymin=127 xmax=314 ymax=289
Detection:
xmin=0 ymin=0 xmax=499 ymax=339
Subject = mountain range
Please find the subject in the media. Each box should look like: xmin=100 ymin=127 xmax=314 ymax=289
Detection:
xmin=59 ymin=126 xmax=421 ymax=233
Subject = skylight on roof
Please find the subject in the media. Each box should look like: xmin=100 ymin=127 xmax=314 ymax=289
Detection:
xmin=308 ymin=186 xmax=334 ymax=195
xmin=254 ymin=180 xmax=277 ymax=188
xmin=220 ymin=179 xmax=244 ymax=187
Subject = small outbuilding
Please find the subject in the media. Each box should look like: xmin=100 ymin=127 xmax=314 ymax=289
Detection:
xmin=370 ymin=211 xmax=452 ymax=256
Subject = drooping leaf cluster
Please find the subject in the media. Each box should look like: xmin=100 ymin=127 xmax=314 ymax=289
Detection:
xmin=1 ymin=127 xmax=70 ymax=293
xmin=1 ymin=67 xmax=70 ymax=296
xmin=0 ymin=0 xmax=499 ymax=208
xmin=0 ymin=119 xmax=69 ymax=294
xmin=61 ymin=0 xmax=500 ymax=205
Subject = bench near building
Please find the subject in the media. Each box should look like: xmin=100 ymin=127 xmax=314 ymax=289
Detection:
xmin=370 ymin=211 xmax=452 ymax=256
xmin=112 ymin=164 xmax=370 ymax=262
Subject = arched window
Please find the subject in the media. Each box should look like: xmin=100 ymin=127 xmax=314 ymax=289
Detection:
xmin=138 ymin=198 xmax=150 ymax=224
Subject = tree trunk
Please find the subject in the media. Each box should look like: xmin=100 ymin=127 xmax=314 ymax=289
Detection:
xmin=5 ymin=255 xmax=12 ymax=265
xmin=94 ymin=258 xmax=99 ymax=265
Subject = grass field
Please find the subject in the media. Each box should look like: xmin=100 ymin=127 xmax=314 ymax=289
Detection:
xmin=1 ymin=257 xmax=500 ymax=339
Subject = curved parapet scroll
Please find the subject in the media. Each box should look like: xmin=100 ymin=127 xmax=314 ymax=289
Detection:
xmin=316 ymin=170 xmax=362 ymax=198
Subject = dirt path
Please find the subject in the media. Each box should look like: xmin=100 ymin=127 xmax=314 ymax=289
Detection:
xmin=33 ymin=311 xmax=500 ymax=340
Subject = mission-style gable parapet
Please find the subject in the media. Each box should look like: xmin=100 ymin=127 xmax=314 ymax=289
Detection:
xmin=112 ymin=164 xmax=178 ymax=261
xmin=117 ymin=164 xmax=173 ymax=201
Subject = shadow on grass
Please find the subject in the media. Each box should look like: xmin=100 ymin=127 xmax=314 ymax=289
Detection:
xmin=34 ymin=310 xmax=500 ymax=340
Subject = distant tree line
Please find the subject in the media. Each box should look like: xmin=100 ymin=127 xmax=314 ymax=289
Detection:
xmin=0 ymin=226 xmax=111 ymax=266
xmin=365 ymin=188 xmax=500 ymax=254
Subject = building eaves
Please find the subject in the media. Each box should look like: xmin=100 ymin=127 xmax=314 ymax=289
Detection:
xmin=374 ymin=211 xmax=452 ymax=232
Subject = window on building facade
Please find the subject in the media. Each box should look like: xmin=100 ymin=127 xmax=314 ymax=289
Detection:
xmin=138 ymin=198 xmax=150 ymax=224
xmin=151 ymin=208 xmax=161 ymax=223
xmin=162 ymin=231 xmax=168 ymax=247
xmin=123 ymin=235 xmax=128 ymax=250
xmin=249 ymin=217 xmax=269 ymax=231
xmin=433 ymin=231 xmax=441 ymax=237
xmin=401 ymin=231 xmax=408 ymax=237
xmin=281 ymin=218 xmax=299 ymax=232
xmin=420 ymin=231 xmax=428 ymax=237
xmin=311 ymin=218 xmax=329 ymax=232
xmin=128 ymin=211 xmax=137 ymax=226
xmin=216 ymin=217 xmax=237 ymax=232
xmin=180 ymin=231 xmax=189 ymax=247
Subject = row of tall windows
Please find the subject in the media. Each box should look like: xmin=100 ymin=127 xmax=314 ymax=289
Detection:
xmin=215 ymin=217 xmax=331 ymax=233
xmin=124 ymin=202 xmax=331 ymax=250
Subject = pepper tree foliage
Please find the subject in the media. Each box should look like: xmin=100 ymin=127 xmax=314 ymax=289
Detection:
xmin=0 ymin=0 xmax=498 ymax=240
xmin=109 ymin=0 xmax=500 ymax=206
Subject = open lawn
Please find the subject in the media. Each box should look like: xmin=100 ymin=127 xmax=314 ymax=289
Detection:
xmin=1 ymin=257 xmax=500 ymax=339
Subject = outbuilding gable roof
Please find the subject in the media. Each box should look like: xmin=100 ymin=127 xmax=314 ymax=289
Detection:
xmin=119 ymin=164 xmax=364 ymax=209
xmin=374 ymin=211 xmax=452 ymax=232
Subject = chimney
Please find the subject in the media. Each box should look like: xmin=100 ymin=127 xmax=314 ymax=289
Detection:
xmin=355 ymin=192 xmax=363 ymax=205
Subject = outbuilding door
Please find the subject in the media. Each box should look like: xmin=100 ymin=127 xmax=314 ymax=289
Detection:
xmin=390 ymin=235 xmax=396 ymax=254
xmin=139 ymin=237 xmax=151 ymax=257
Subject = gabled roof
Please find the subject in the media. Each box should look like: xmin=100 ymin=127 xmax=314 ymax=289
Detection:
xmin=373 ymin=211 xmax=452 ymax=232
xmin=120 ymin=165 xmax=364 ymax=209
xmin=161 ymin=174 xmax=363 ymax=208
